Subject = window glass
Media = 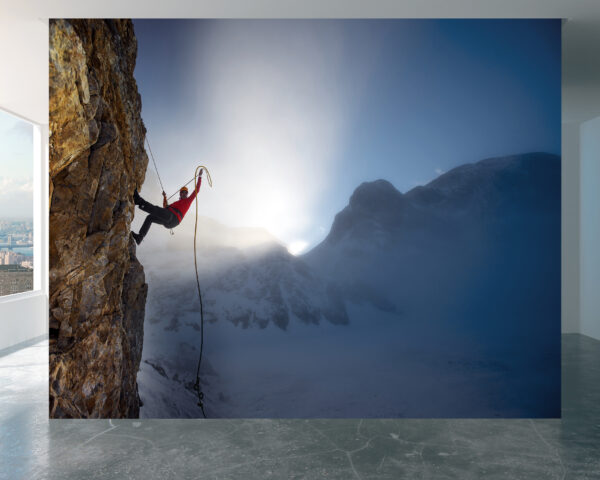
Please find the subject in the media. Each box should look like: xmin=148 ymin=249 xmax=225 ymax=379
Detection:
xmin=0 ymin=109 xmax=34 ymax=296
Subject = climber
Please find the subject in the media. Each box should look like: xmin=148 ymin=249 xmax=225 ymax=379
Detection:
xmin=131 ymin=169 xmax=203 ymax=245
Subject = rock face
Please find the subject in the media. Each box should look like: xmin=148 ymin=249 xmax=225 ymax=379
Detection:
xmin=49 ymin=19 xmax=148 ymax=418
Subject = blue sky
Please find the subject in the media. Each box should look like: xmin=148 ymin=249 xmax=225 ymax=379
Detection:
xmin=0 ymin=109 xmax=33 ymax=219
xmin=132 ymin=19 xmax=560 ymax=254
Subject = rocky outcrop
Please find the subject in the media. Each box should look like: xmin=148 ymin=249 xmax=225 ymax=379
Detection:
xmin=49 ymin=19 xmax=148 ymax=418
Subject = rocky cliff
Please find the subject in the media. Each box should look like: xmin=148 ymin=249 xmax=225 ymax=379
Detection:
xmin=49 ymin=19 xmax=148 ymax=418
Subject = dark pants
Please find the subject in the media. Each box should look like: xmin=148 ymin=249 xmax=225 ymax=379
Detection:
xmin=137 ymin=195 xmax=180 ymax=240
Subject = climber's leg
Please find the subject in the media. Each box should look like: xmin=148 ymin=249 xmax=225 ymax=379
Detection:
xmin=133 ymin=208 xmax=178 ymax=245
xmin=133 ymin=215 xmax=157 ymax=244
xmin=139 ymin=201 xmax=164 ymax=217
xmin=134 ymin=190 xmax=164 ymax=216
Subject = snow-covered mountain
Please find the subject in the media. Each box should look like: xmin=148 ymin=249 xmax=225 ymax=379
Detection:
xmin=308 ymin=152 xmax=560 ymax=258
xmin=142 ymin=216 xmax=348 ymax=331
xmin=136 ymin=216 xmax=349 ymax=417
xmin=304 ymin=152 xmax=561 ymax=329
xmin=137 ymin=152 xmax=561 ymax=418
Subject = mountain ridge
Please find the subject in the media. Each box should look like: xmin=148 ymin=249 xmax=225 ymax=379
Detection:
xmin=308 ymin=152 xmax=560 ymax=252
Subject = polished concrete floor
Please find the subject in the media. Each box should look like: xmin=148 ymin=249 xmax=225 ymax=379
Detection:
xmin=1 ymin=334 xmax=599 ymax=479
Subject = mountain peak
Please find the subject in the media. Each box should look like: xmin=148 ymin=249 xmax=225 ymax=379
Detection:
xmin=349 ymin=179 xmax=403 ymax=211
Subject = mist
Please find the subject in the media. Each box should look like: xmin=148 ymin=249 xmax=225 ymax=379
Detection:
xmin=134 ymin=20 xmax=378 ymax=253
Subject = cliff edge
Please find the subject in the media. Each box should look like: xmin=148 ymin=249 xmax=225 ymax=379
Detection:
xmin=49 ymin=19 xmax=148 ymax=418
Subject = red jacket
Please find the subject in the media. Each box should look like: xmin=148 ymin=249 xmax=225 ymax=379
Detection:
xmin=164 ymin=176 xmax=202 ymax=222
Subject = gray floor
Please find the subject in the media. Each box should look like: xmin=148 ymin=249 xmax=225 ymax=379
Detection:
xmin=1 ymin=335 xmax=599 ymax=479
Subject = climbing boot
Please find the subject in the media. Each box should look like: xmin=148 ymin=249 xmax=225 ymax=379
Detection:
xmin=132 ymin=232 xmax=143 ymax=245
xmin=133 ymin=188 xmax=142 ymax=206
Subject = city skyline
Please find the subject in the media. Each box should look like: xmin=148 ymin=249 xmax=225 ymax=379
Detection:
xmin=0 ymin=217 xmax=33 ymax=296
xmin=0 ymin=219 xmax=33 ymax=269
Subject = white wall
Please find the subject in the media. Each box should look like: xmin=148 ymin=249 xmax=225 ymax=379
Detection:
xmin=580 ymin=115 xmax=600 ymax=341
xmin=562 ymin=122 xmax=581 ymax=333
xmin=0 ymin=292 xmax=47 ymax=351
xmin=0 ymin=13 xmax=49 ymax=351
xmin=0 ymin=15 xmax=48 ymax=125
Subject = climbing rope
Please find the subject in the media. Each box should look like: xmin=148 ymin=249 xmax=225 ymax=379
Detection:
xmin=145 ymin=134 xmax=213 ymax=202
xmin=166 ymin=170 xmax=213 ymax=201
xmin=191 ymin=165 xmax=212 ymax=419
xmin=144 ymin=136 xmax=166 ymax=194
xmin=145 ymin=136 xmax=175 ymax=235
xmin=143 ymin=135 xmax=212 ymax=417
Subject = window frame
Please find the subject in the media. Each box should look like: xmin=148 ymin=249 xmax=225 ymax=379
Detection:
xmin=0 ymin=107 xmax=47 ymax=301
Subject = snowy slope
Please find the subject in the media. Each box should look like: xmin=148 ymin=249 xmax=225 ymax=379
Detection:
xmin=136 ymin=217 xmax=348 ymax=417
xmin=137 ymin=152 xmax=561 ymax=418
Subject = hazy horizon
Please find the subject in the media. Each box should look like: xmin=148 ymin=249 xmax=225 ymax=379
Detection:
xmin=133 ymin=150 xmax=560 ymax=256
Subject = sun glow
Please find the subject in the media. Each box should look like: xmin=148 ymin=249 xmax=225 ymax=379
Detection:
xmin=287 ymin=240 xmax=309 ymax=256
xmin=188 ymin=21 xmax=362 ymax=248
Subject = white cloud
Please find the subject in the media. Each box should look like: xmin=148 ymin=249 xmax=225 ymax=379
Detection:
xmin=435 ymin=168 xmax=445 ymax=175
xmin=18 ymin=181 xmax=33 ymax=192
xmin=0 ymin=176 xmax=33 ymax=193
xmin=0 ymin=176 xmax=33 ymax=217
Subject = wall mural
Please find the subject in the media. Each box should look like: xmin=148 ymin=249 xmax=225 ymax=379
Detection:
xmin=49 ymin=19 xmax=561 ymax=418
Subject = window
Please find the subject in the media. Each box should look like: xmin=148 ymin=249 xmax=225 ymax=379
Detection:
xmin=0 ymin=108 xmax=34 ymax=297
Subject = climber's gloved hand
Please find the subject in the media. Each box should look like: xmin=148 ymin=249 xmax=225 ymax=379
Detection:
xmin=199 ymin=168 xmax=203 ymax=176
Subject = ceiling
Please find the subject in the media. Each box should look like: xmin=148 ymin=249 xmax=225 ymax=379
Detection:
xmin=1 ymin=0 xmax=599 ymax=123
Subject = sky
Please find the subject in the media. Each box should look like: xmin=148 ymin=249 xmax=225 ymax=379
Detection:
xmin=0 ymin=109 xmax=33 ymax=219
xmin=132 ymin=19 xmax=561 ymax=255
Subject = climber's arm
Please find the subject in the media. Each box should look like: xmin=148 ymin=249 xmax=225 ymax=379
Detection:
xmin=190 ymin=172 xmax=202 ymax=201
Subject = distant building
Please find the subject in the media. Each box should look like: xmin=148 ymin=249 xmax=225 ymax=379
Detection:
xmin=0 ymin=250 xmax=25 ymax=265
xmin=6 ymin=251 xmax=17 ymax=264
xmin=21 ymin=260 xmax=33 ymax=269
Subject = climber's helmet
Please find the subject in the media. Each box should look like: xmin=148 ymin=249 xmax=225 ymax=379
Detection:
xmin=180 ymin=186 xmax=188 ymax=199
